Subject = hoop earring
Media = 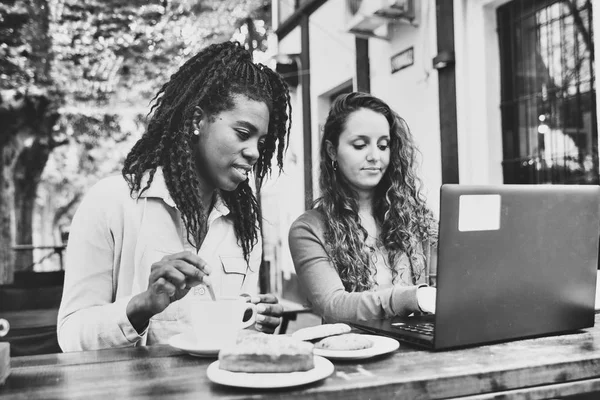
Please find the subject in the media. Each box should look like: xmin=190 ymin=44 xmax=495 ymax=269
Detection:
xmin=332 ymin=160 xmax=338 ymax=171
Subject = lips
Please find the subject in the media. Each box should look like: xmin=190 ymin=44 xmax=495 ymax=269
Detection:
xmin=233 ymin=164 xmax=252 ymax=179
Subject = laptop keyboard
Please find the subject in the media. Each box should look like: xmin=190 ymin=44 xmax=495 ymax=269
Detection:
xmin=391 ymin=321 xmax=435 ymax=336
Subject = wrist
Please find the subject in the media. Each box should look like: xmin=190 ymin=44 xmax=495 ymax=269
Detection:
xmin=126 ymin=292 xmax=155 ymax=334
xmin=416 ymin=285 xmax=436 ymax=314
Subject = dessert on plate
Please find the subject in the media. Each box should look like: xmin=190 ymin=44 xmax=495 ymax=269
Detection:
xmin=218 ymin=332 xmax=315 ymax=373
xmin=314 ymin=333 xmax=374 ymax=351
xmin=292 ymin=323 xmax=375 ymax=351
xmin=291 ymin=323 xmax=352 ymax=342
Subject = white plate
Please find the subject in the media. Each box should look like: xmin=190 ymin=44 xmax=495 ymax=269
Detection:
xmin=168 ymin=333 xmax=220 ymax=357
xmin=206 ymin=356 xmax=334 ymax=388
xmin=313 ymin=334 xmax=399 ymax=360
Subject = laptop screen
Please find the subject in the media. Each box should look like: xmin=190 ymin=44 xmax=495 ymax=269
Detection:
xmin=432 ymin=184 xmax=600 ymax=349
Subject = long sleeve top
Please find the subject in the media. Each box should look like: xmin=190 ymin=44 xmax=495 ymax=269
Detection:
xmin=289 ymin=209 xmax=434 ymax=323
xmin=57 ymin=168 xmax=260 ymax=351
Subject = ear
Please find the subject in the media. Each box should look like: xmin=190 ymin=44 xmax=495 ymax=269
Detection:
xmin=325 ymin=140 xmax=337 ymax=162
xmin=194 ymin=119 xmax=205 ymax=132
xmin=193 ymin=106 xmax=205 ymax=132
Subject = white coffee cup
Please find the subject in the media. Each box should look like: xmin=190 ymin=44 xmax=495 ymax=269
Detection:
xmin=188 ymin=296 xmax=257 ymax=348
xmin=0 ymin=318 xmax=9 ymax=337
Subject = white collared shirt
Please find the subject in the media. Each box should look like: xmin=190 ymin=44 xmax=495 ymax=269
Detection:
xmin=57 ymin=168 xmax=261 ymax=351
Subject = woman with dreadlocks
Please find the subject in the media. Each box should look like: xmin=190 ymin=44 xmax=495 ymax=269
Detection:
xmin=289 ymin=92 xmax=437 ymax=323
xmin=58 ymin=41 xmax=291 ymax=351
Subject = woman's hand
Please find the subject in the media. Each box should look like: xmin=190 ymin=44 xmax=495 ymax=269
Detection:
xmin=127 ymin=251 xmax=211 ymax=332
xmin=244 ymin=293 xmax=284 ymax=334
xmin=416 ymin=286 xmax=436 ymax=314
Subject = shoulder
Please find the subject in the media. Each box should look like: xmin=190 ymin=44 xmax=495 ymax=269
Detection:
xmin=77 ymin=174 xmax=132 ymax=214
xmin=89 ymin=174 xmax=129 ymax=196
xmin=69 ymin=175 xmax=134 ymax=238
xmin=289 ymin=209 xmax=327 ymax=242
xmin=290 ymin=209 xmax=325 ymax=231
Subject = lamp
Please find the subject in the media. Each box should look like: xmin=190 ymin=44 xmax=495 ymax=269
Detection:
xmin=432 ymin=51 xmax=455 ymax=70
xmin=273 ymin=53 xmax=302 ymax=87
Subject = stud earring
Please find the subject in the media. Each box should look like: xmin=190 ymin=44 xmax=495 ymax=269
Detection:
xmin=193 ymin=129 xmax=200 ymax=136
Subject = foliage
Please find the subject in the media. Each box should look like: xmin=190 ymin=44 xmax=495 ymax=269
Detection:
xmin=0 ymin=0 xmax=272 ymax=276
xmin=0 ymin=0 xmax=33 ymax=88
xmin=51 ymin=0 xmax=270 ymax=106
xmin=40 ymin=111 xmax=146 ymax=230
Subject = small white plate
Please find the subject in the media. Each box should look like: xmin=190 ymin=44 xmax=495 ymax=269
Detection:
xmin=168 ymin=333 xmax=220 ymax=357
xmin=313 ymin=334 xmax=399 ymax=360
xmin=206 ymin=356 xmax=334 ymax=388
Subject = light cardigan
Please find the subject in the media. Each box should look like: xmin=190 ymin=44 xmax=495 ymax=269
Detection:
xmin=57 ymin=169 xmax=260 ymax=352
xmin=289 ymin=209 xmax=435 ymax=323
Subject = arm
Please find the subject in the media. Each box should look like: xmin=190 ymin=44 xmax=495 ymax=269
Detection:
xmin=58 ymin=182 xmax=211 ymax=351
xmin=288 ymin=215 xmax=422 ymax=323
xmin=57 ymin=180 xmax=143 ymax=351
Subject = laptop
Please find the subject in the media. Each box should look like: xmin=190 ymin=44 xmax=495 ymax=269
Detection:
xmin=352 ymin=184 xmax=600 ymax=350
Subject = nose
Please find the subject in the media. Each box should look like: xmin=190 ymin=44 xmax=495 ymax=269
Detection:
xmin=366 ymin=144 xmax=379 ymax=162
xmin=242 ymin=139 xmax=260 ymax=164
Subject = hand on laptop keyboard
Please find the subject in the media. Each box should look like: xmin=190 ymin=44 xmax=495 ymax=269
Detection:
xmin=417 ymin=286 xmax=436 ymax=313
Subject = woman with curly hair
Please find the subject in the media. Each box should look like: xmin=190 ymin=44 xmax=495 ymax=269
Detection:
xmin=289 ymin=92 xmax=437 ymax=322
xmin=58 ymin=41 xmax=291 ymax=351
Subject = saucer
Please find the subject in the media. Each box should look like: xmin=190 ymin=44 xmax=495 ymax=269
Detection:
xmin=207 ymin=356 xmax=335 ymax=388
xmin=168 ymin=333 xmax=221 ymax=357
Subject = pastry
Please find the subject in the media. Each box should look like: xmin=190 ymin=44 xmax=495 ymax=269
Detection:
xmin=291 ymin=323 xmax=352 ymax=342
xmin=218 ymin=333 xmax=314 ymax=373
xmin=314 ymin=333 xmax=374 ymax=351
xmin=234 ymin=329 xmax=263 ymax=343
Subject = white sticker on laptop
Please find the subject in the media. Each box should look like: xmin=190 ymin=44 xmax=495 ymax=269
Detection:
xmin=458 ymin=194 xmax=501 ymax=232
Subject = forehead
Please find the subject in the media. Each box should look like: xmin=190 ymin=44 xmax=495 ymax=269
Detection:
xmin=219 ymin=95 xmax=270 ymax=128
xmin=211 ymin=95 xmax=269 ymax=136
xmin=341 ymin=108 xmax=389 ymax=138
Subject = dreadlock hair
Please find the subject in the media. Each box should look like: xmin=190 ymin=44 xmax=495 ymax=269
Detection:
xmin=122 ymin=41 xmax=291 ymax=264
xmin=315 ymin=92 xmax=437 ymax=292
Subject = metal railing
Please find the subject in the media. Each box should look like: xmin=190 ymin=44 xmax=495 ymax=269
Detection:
xmin=12 ymin=245 xmax=67 ymax=271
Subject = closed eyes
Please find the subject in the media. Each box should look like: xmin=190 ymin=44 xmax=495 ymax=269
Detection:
xmin=352 ymin=141 xmax=389 ymax=151
xmin=235 ymin=129 xmax=250 ymax=140
xmin=236 ymin=129 xmax=267 ymax=150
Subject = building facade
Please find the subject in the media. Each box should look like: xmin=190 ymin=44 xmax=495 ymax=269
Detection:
xmin=261 ymin=0 xmax=597 ymax=301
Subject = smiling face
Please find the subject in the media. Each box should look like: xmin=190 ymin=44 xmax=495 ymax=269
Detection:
xmin=193 ymin=94 xmax=270 ymax=193
xmin=327 ymin=108 xmax=391 ymax=197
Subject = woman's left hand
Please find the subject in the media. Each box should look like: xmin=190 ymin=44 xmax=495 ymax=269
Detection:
xmin=245 ymin=293 xmax=284 ymax=334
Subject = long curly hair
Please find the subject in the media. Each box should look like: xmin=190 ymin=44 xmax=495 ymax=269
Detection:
xmin=316 ymin=92 xmax=437 ymax=292
xmin=122 ymin=41 xmax=291 ymax=263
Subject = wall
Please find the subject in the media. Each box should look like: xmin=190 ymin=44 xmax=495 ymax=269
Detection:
xmin=454 ymin=0 xmax=508 ymax=186
xmin=370 ymin=0 xmax=443 ymax=214
xmin=308 ymin=0 xmax=356 ymax=201
xmin=594 ymin=0 xmax=600 ymax=149
xmin=270 ymin=0 xmax=600 ymax=302
xmin=305 ymin=0 xmax=444 ymax=214
xmin=455 ymin=0 xmax=600 ymax=185
xmin=260 ymin=27 xmax=306 ymax=295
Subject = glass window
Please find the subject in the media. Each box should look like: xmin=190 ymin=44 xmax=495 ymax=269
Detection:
xmin=498 ymin=0 xmax=597 ymax=184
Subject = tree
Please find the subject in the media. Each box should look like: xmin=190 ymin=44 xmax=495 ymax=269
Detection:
xmin=0 ymin=0 xmax=61 ymax=281
xmin=0 ymin=0 xmax=270 ymax=283
xmin=40 ymin=110 xmax=143 ymax=244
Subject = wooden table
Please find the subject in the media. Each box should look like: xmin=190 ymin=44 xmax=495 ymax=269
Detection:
xmin=0 ymin=308 xmax=61 ymax=356
xmin=0 ymin=308 xmax=59 ymax=330
xmin=3 ymin=314 xmax=600 ymax=399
